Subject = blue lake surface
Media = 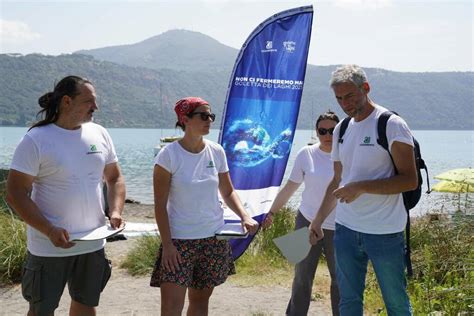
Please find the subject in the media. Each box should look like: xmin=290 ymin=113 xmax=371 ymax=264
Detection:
xmin=1 ymin=127 xmax=473 ymax=215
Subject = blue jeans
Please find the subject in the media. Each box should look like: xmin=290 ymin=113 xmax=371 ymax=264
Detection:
xmin=334 ymin=223 xmax=411 ymax=316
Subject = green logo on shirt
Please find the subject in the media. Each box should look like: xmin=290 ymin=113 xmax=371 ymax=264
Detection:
xmin=360 ymin=136 xmax=374 ymax=147
xmin=206 ymin=160 xmax=215 ymax=168
xmin=87 ymin=144 xmax=102 ymax=155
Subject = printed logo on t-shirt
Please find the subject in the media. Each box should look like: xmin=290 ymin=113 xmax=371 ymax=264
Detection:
xmin=360 ymin=136 xmax=374 ymax=146
xmin=87 ymin=144 xmax=103 ymax=155
xmin=206 ymin=160 xmax=215 ymax=168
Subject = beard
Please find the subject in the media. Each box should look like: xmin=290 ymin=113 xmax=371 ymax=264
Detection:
xmin=344 ymin=98 xmax=366 ymax=117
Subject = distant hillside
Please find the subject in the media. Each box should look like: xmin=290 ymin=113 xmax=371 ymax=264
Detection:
xmin=301 ymin=65 xmax=474 ymax=130
xmin=0 ymin=54 xmax=229 ymax=128
xmin=76 ymin=30 xmax=238 ymax=72
xmin=1 ymin=30 xmax=473 ymax=130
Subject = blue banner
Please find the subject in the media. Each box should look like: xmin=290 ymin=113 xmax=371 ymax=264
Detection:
xmin=218 ymin=6 xmax=313 ymax=259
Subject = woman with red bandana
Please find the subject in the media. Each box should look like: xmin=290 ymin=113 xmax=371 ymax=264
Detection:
xmin=150 ymin=97 xmax=259 ymax=315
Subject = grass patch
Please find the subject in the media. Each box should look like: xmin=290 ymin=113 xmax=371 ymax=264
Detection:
xmin=364 ymin=212 xmax=474 ymax=315
xmin=0 ymin=205 xmax=27 ymax=284
xmin=120 ymin=234 xmax=161 ymax=276
xmin=232 ymin=206 xmax=295 ymax=286
xmin=0 ymin=169 xmax=28 ymax=284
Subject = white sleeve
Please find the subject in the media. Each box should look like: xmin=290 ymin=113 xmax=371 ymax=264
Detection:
xmin=9 ymin=134 xmax=40 ymax=176
xmin=103 ymin=129 xmax=118 ymax=165
xmin=288 ymin=147 xmax=306 ymax=184
xmin=217 ymin=144 xmax=229 ymax=173
xmin=154 ymin=146 xmax=172 ymax=173
xmin=387 ymin=115 xmax=414 ymax=152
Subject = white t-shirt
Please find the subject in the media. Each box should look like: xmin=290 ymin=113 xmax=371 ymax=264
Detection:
xmin=331 ymin=105 xmax=414 ymax=234
xmin=10 ymin=122 xmax=118 ymax=257
xmin=154 ymin=139 xmax=228 ymax=239
xmin=289 ymin=145 xmax=336 ymax=230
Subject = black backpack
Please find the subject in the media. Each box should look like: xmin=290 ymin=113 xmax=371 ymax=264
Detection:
xmin=338 ymin=111 xmax=431 ymax=277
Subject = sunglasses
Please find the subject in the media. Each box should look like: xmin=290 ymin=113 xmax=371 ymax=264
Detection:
xmin=317 ymin=127 xmax=335 ymax=136
xmin=188 ymin=112 xmax=216 ymax=122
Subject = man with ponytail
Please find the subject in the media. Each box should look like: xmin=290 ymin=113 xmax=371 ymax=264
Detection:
xmin=6 ymin=75 xmax=125 ymax=316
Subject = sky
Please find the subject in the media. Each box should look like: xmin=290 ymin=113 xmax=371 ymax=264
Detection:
xmin=0 ymin=0 xmax=472 ymax=72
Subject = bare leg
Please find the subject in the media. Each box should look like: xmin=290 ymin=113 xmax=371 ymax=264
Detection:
xmin=161 ymin=282 xmax=187 ymax=316
xmin=69 ymin=300 xmax=95 ymax=316
xmin=187 ymin=287 xmax=214 ymax=316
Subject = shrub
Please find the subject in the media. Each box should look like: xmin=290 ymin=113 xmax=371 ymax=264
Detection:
xmin=0 ymin=206 xmax=27 ymax=284
xmin=364 ymin=213 xmax=474 ymax=315
xmin=121 ymin=234 xmax=161 ymax=276
xmin=236 ymin=206 xmax=295 ymax=272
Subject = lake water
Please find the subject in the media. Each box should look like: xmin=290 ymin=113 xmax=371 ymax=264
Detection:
xmin=1 ymin=127 xmax=473 ymax=215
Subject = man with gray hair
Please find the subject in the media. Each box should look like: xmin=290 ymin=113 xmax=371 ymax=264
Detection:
xmin=309 ymin=65 xmax=416 ymax=315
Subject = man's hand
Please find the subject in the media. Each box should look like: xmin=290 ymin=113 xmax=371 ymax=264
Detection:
xmin=47 ymin=226 xmax=75 ymax=248
xmin=309 ymin=220 xmax=324 ymax=245
xmin=333 ymin=182 xmax=364 ymax=204
xmin=108 ymin=210 xmax=124 ymax=229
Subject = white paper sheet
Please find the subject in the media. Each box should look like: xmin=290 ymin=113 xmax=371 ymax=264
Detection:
xmin=69 ymin=224 xmax=125 ymax=241
xmin=215 ymin=222 xmax=248 ymax=240
xmin=273 ymin=227 xmax=311 ymax=264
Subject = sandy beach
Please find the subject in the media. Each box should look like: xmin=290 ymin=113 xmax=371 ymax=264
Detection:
xmin=1 ymin=203 xmax=332 ymax=315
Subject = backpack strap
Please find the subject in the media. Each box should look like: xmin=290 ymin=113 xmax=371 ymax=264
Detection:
xmin=338 ymin=117 xmax=351 ymax=144
xmin=415 ymin=143 xmax=431 ymax=193
xmin=376 ymin=111 xmax=395 ymax=155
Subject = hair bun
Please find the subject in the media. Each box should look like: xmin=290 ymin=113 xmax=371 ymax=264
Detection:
xmin=38 ymin=92 xmax=53 ymax=108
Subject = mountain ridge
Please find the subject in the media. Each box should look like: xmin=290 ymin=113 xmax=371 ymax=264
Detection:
xmin=76 ymin=30 xmax=238 ymax=72
xmin=1 ymin=30 xmax=473 ymax=130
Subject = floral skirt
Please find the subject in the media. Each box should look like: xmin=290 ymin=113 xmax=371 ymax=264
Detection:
xmin=150 ymin=236 xmax=236 ymax=289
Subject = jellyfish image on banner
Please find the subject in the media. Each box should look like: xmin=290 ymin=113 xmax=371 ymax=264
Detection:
xmin=222 ymin=119 xmax=292 ymax=167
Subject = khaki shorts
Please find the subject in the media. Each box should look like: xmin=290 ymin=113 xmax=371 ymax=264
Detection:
xmin=22 ymin=248 xmax=112 ymax=315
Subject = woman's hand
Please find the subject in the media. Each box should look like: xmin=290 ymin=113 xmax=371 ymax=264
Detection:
xmin=242 ymin=216 xmax=259 ymax=235
xmin=309 ymin=220 xmax=324 ymax=245
xmin=262 ymin=212 xmax=275 ymax=229
xmin=161 ymin=242 xmax=183 ymax=273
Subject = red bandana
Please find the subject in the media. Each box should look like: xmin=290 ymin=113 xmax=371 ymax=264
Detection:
xmin=174 ymin=97 xmax=209 ymax=125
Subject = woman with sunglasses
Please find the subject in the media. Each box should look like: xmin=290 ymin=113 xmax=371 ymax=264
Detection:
xmin=263 ymin=111 xmax=340 ymax=316
xmin=150 ymin=96 xmax=259 ymax=315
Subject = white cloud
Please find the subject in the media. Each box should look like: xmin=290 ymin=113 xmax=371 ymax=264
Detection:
xmin=0 ymin=19 xmax=41 ymax=44
xmin=333 ymin=0 xmax=392 ymax=10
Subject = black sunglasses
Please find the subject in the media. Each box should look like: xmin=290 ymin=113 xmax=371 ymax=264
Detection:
xmin=317 ymin=127 xmax=335 ymax=136
xmin=188 ymin=112 xmax=216 ymax=122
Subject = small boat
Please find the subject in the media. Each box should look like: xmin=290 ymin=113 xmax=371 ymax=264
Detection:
xmin=153 ymin=83 xmax=181 ymax=156
xmin=153 ymin=135 xmax=181 ymax=156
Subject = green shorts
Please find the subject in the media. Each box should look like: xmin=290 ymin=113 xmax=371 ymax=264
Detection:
xmin=22 ymin=248 xmax=112 ymax=315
